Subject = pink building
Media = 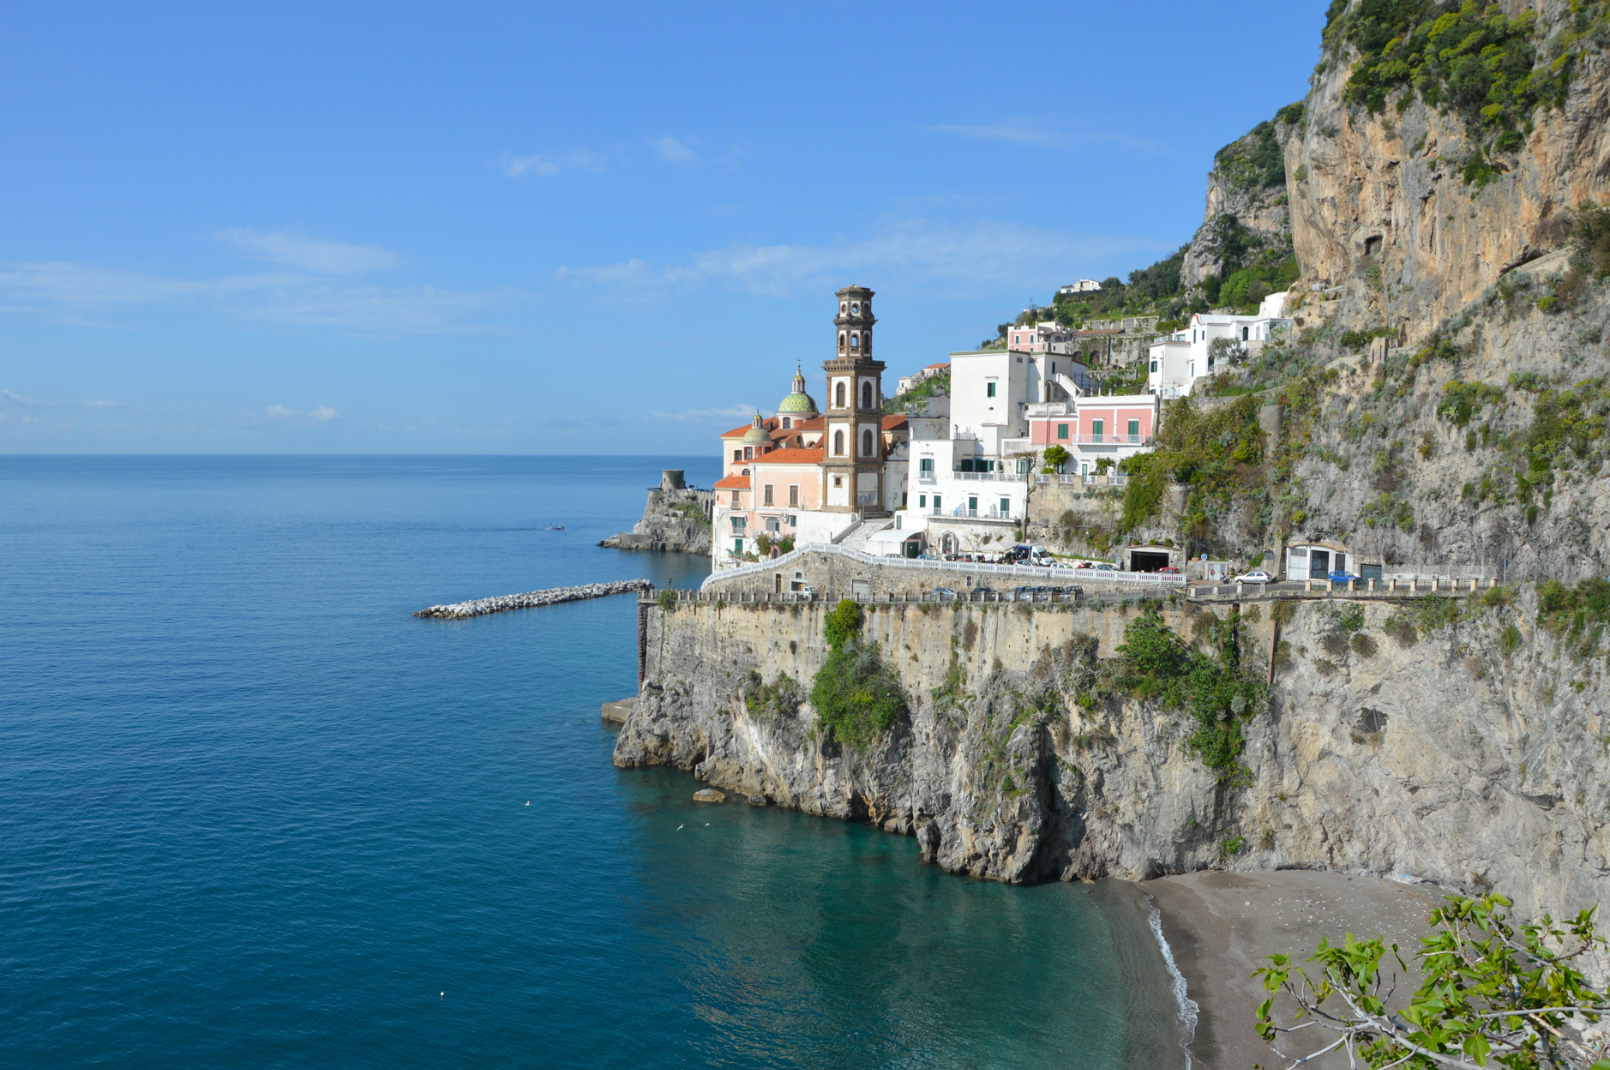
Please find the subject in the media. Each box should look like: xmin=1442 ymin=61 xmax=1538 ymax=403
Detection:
xmin=1007 ymin=320 xmax=1073 ymax=354
xmin=1027 ymin=394 xmax=1159 ymax=474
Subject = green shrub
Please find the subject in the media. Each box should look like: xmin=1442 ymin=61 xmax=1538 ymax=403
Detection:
xmin=823 ymin=599 xmax=864 ymax=649
xmin=1536 ymin=577 xmax=1610 ymax=647
xmin=656 ymin=588 xmax=677 ymax=612
xmin=1499 ymin=624 xmax=1523 ymax=655
xmin=1115 ymin=608 xmax=1266 ymax=781
xmin=809 ymin=642 xmax=909 ymax=750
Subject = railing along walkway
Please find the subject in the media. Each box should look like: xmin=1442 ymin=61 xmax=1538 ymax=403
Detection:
xmin=1187 ymin=576 xmax=1499 ymax=602
xmin=701 ymin=542 xmax=1188 ymax=592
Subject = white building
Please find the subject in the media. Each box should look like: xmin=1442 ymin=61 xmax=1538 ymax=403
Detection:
xmin=1007 ymin=320 xmax=1083 ymax=356
xmin=898 ymin=347 xmax=1093 ymax=553
xmin=1059 ymin=279 xmax=1103 ymax=295
xmin=1146 ymin=310 xmax=1292 ymax=397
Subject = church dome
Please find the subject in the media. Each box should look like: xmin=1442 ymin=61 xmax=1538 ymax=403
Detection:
xmin=777 ymin=367 xmax=818 ymax=414
xmin=742 ymin=414 xmax=771 ymax=444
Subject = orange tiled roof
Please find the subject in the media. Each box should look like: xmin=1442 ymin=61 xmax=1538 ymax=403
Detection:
xmin=751 ymin=447 xmax=824 ymax=465
xmin=925 ymin=362 xmax=949 ymax=369
xmin=881 ymin=415 xmax=909 ymax=431
xmin=714 ymin=475 xmax=751 ymax=490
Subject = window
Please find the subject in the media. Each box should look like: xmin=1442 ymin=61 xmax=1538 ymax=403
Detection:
xmin=850 ymin=333 xmax=859 ymax=349
xmin=968 ymin=496 xmax=978 ymax=513
xmin=788 ymin=484 xmax=799 ymax=507
xmin=1242 ymin=327 xmax=1249 ymax=341
xmin=833 ymin=476 xmax=843 ymax=488
xmin=765 ymin=517 xmax=780 ymax=532
xmin=986 ymin=382 xmax=996 ymax=398
xmin=732 ymin=449 xmax=741 ymax=462
xmin=1150 ymin=360 xmax=1157 ymax=372
xmin=850 ymin=302 xmax=859 ymax=314
xmin=731 ymin=516 xmax=745 ymax=531
xmin=1091 ymin=420 xmax=1103 ymax=443
xmin=781 ymin=417 xmax=791 ymax=429
xmin=788 ymin=515 xmax=796 ymax=526
xmin=861 ymin=429 xmax=873 ymax=457
xmin=932 ymin=495 xmax=941 ymax=512
xmin=839 ymin=332 xmax=846 ymax=350
xmin=1056 ymin=423 xmax=1069 ymax=441
xmin=744 ymin=446 xmax=753 ymax=460
xmin=860 ymin=381 xmax=872 ymax=408
xmin=999 ymin=497 xmax=1010 ymax=515
xmin=835 ymin=383 xmax=846 ymax=407
xmin=1128 ymin=419 xmax=1140 ymax=442
xmin=840 ymin=302 xmax=847 ymax=314
xmin=763 ymin=484 xmax=774 ymax=506
xmin=918 ymin=494 xmax=926 ymax=507
xmin=731 ymin=491 xmax=741 ymax=506
xmin=833 ymin=429 xmax=844 ymax=455
xmin=919 ymin=457 xmax=934 ymax=477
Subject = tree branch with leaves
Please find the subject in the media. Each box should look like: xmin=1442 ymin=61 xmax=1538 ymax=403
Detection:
xmin=1255 ymin=894 xmax=1609 ymax=1069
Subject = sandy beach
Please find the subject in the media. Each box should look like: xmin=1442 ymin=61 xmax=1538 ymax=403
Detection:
xmin=1146 ymin=870 xmax=1442 ymax=1069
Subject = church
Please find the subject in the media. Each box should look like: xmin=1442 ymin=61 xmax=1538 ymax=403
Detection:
xmin=711 ymin=286 xmax=910 ymax=569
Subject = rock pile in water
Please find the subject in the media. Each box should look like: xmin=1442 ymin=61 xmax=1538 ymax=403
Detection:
xmin=414 ymin=579 xmax=652 ymax=620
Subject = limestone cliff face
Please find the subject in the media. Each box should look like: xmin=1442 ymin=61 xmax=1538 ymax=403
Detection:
xmin=1181 ymin=153 xmax=1293 ymax=288
xmin=1288 ymin=4 xmax=1610 ymax=335
xmin=615 ymin=596 xmax=1610 ymax=922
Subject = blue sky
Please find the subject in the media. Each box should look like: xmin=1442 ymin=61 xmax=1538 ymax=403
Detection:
xmin=0 ymin=1 xmax=1326 ymax=453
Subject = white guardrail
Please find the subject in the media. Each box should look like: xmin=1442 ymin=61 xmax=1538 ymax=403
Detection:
xmin=701 ymin=543 xmax=1188 ymax=591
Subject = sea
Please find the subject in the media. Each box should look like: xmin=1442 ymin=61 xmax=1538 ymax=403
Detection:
xmin=0 ymin=455 xmax=1187 ymax=1069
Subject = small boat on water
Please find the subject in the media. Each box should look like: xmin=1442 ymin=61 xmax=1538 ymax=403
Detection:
xmin=546 ymin=524 xmax=565 ymax=531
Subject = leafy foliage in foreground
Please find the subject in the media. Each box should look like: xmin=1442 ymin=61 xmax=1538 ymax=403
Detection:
xmin=1256 ymin=892 xmax=1610 ymax=1069
xmin=810 ymin=600 xmax=909 ymax=751
xmin=1114 ymin=608 xmax=1266 ymax=780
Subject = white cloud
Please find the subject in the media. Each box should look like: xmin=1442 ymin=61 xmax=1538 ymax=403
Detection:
xmin=1086 ymin=131 xmax=1162 ymax=154
xmin=84 ymin=399 xmax=120 ymax=408
xmin=264 ymin=404 xmax=339 ymax=424
xmin=927 ymin=123 xmax=1064 ymax=147
xmin=1 ymin=389 xmax=50 ymax=409
xmin=501 ymin=148 xmax=607 ymax=178
xmin=0 ymin=260 xmax=510 ymax=334
xmin=560 ymin=219 xmax=1166 ymax=298
xmin=650 ymin=403 xmax=757 ymax=423
xmin=215 ymin=228 xmax=404 ymax=274
xmin=650 ymin=136 xmax=695 ymax=163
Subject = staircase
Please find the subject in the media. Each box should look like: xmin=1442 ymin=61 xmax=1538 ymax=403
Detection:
xmin=834 ymin=517 xmax=894 ymax=554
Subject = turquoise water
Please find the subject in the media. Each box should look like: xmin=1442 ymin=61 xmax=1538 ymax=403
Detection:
xmin=0 ymin=456 xmax=1182 ymax=1069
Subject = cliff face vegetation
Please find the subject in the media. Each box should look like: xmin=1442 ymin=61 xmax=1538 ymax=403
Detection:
xmin=615 ymin=592 xmax=1610 ymax=922
xmin=1289 ymin=0 xmax=1610 ymax=329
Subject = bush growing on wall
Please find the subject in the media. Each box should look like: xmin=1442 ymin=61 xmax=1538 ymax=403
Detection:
xmin=810 ymin=599 xmax=910 ymax=750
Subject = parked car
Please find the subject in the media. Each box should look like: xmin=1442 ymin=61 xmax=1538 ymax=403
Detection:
xmin=932 ymin=587 xmax=958 ymax=601
xmin=1047 ymin=559 xmax=1074 ymax=570
xmin=1092 ymin=563 xmax=1116 ymax=572
xmin=795 ymin=584 xmax=816 ymax=599
xmin=1232 ymin=570 xmax=1272 ymax=584
xmin=1327 ymin=570 xmax=1358 ymax=585
xmin=1158 ymin=566 xmax=1180 ymax=575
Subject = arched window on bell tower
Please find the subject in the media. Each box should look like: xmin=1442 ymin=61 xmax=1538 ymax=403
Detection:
xmin=834 ymin=382 xmax=846 ymax=408
xmin=860 ymin=381 xmax=872 ymax=409
xmin=838 ymin=332 xmax=846 ymax=353
xmin=861 ymin=428 xmax=873 ymax=457
xmin=833 ymin=429 xmax=844 ymax=456
xmin=850 ymin=332 xmax=859 ymax=350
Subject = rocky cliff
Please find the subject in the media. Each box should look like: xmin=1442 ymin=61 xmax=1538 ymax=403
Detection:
xmin=1288 ymin=0 xmax=1610 ymax=333
xmin=615 ymin=594 xmax=1609 ymax=924
xmin=599 ymin=470 xmax=713 ymax=554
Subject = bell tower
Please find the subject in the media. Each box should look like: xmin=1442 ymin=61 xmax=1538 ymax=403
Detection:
xmin=821 ymin=285 xmax=886 ymax=516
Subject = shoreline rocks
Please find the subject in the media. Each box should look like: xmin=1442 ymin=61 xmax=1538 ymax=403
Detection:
xmin=414 ymin=580 xmax=651 ymax=620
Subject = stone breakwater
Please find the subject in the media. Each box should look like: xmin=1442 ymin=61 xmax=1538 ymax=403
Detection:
xmin=414 ymin=580 xmax=652 ymax=619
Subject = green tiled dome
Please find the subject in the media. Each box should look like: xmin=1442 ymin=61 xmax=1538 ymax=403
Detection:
xmin=777 ymin=367 xmax=818 ymax=414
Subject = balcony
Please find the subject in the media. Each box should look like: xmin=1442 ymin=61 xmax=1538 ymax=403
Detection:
xmin=931 ymin=505 xmax=1015 ymax=521
xmin=951 ymin=469 xmax=1015 ymax=482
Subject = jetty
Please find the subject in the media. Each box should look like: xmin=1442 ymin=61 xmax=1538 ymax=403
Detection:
xmin=415 ymin=579 xmax=652 ymax=620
